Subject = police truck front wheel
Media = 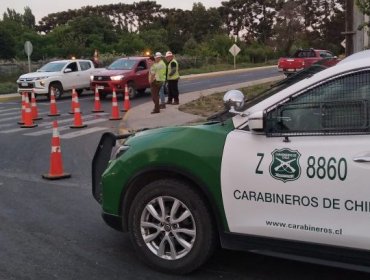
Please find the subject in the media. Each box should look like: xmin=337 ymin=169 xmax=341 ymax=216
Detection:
xmin=128 ymin=179 xmax=216 ymax=274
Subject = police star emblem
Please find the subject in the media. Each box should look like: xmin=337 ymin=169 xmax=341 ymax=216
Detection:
xmin=269 ymin=148 xmax=301 ymax=182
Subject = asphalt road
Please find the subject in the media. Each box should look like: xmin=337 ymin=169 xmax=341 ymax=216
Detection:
xmin=0 ymin=68 xmax=369 ymax=279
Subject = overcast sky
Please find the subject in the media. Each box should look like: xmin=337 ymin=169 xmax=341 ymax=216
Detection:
xmin=1 ymin=0 xmax=224 ymax=22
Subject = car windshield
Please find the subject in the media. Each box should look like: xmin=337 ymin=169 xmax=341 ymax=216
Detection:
xmin=38 ymin=62 xmax=67 ymax=72
xmin=107 ymin=59 xmax=136 ymax=70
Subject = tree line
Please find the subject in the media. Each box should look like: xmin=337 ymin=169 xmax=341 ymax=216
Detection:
xmin=0 ymin=0 xmax=345 ymax=64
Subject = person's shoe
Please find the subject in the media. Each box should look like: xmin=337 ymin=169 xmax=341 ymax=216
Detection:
xmin=173 ymin=101 xmax=179 ymax=105
xmin=160 ymin=104 xmax=166 ymax=109
xmin=166 ymin=101 xmax=172 ymax=105
xmin=151 ymin=110 xmax=160 ymax=114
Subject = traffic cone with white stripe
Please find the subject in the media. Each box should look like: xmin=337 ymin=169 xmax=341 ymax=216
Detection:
xmin=92 ymin=86 xmax=104 ymax=113
xmin=20 ymin=94 xmax=38 ymax=128
xmin=17 ymin=92 xmax=26 ymax=125
xmin=70 ymin=97 xmax=87 ymax=128
xmin=31 ymin=90 xmax=42 ymax=120
xmin=121 ymin=84 xmax=131 ymax=112
xmin=69 ymin=88 xmax=78 ymax=114
xmin=42 ymin=121 xmax=71 ymax=180
xmin=109 ymin=88 xmax=122 ymax=120
xmin=48 ymin=88 xmax=60 ymax=116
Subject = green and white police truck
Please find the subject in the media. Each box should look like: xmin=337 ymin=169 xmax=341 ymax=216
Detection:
xmin=92 ymin=50 xmax=370 ymax=274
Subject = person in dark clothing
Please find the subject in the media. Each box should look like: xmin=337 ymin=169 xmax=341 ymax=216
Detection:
xmin=165 ymin=51 xmax=180 ymax=105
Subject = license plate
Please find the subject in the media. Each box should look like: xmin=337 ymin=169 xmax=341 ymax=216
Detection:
xmin=97 ymin=86 xmax=104 ymax=90
xmin=21 ymin=82 xmax=28 ymax=87
xmin=286 ymin=69 xmax=295 ymax=72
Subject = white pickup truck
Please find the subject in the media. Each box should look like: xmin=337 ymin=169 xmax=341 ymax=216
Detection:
xmin=17 ymin=59 xmax=101 ymax=99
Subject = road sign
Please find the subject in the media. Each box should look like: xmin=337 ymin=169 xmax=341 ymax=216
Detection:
xmin=229 ymin=44 xmax=241 ymax=56
xmin=229 ymin=44 xmax=241 ymax=69
xmin=24 ymin=41 xmax=33 ymax=73
xmin=341 ymin=39 xmax=346 ymax=49
xmin=24 ymin=41 xmax=33 ymax=56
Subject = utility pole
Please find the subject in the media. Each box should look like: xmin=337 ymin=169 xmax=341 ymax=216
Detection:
xmin=342 ymin=0 xmax=355 ymax=56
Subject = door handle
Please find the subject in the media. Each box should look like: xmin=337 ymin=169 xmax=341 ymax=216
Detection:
xmin=353 ymin=155 xmax=370 ymax=162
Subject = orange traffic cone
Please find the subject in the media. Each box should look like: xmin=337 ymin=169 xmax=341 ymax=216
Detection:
xmin=48 ymin=88 xmax=60 ymax=116
xmin=31 ymin=90 xmax=42 ymax=120
xmin=109 ymin=88 xmax=122 ymax=120
xmin=69 ymin=88 xmax=78 ymax=114
xmin=121 ymin=84 xmax=131 ymax=112
xmin=42 ymin=121 xmax=71 ymax=180
xmin=92 ymin=86 xmax=104 ymax=113
xmin=20 ymin=94 xmax=38 ymax=128
xmin=17 ymin=92 xmax=26 ymax=124
xmin=70 ymin=98 xmax=87 ymax=128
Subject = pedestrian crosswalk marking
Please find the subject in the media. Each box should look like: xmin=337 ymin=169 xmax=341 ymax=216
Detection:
xmin=0 ymin=111 xmax=23 ymax=117
xmin=0 ymin=123 xmax=13 ymax=129
xmin=60 ymin=127 xmax=108 ymax=139
xmin=0 ymin=116 xmax=24 ymax=123
xmin=0 ymin=108 xmax=19 ymax=113
xmin=0 ymin=102 xmax=114 ymax=140
xmin=24 ymin=118 xmax=108 ymax=136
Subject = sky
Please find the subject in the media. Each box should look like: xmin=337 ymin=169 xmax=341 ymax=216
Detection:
xmin=0 ymin=0 xmax=224 ymax=22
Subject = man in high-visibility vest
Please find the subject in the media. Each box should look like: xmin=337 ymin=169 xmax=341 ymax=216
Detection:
xmin=165 ymin=51 xmax=180 ymax=105
xmin=149 ymin=52 xmax=167 ymax=113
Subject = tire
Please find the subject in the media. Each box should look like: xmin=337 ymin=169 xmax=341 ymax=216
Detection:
xmin=137 ymin=89 xmax=147 ymax=95
xmin=49 ymin=82 xmax=63 ymax=100
xmin=99 ymin=92 xmax=107 ymax=100
xmin=76 ymin=89 xmax=83 ymax=96
xmin=127 ymin=82 xmax=137 ymax=99
xmin=128 ymin=179 xmax=216 ymax=274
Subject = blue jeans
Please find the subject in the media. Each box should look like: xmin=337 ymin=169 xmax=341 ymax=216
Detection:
xmin=159 ymin=84 xmax=165 ymax=104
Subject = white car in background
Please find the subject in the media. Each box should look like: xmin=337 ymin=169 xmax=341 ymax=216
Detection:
xmin=17 ymin=59 xmax=101 ymax=99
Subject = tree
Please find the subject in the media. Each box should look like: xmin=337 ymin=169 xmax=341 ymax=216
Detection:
xmin=0 ymin=23 xmax=16 ymax=59
xmin=23 ymin=7 xmax=36 ymax=29
xmin=356 ymin=0 xmax=370 ymax=31
xmin=273 ymin=1 xmax=304 ymax=55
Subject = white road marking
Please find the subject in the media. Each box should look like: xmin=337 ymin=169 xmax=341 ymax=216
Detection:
xmin=0 ymin=108 xmax=20 ymax=113
xmin=0 ymin=123 xmax=13 ymax=129
xmin=60 ymin=126 xmax=108 ymax=139
xmin=24 ymin=118 xmax=108 ymax=136
xmin=0 ymin=116 xmax=23 ymax=123
xmin=0 ymin=111 xmax=23 ymax=117
xmin=0 ymin=114 xmax=108 ymax=134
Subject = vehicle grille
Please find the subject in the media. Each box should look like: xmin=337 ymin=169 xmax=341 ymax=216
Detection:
xmin=94 ymin=76 xmax=111 ymax=81
xmin=18 ymin=82 xmax=35 ymax=88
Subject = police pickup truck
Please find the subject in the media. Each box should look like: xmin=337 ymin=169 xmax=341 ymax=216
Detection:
xmin=92 ymin=50 xmax=370 ymax=274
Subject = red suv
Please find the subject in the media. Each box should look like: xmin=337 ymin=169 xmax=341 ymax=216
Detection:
xmin=91 ymin=57 xmax=150 ymax=99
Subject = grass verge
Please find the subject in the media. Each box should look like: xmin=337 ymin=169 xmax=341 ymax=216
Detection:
xmin=179 ymin=82 xmax=274 ymax=118
xmin=180 ymin=61 xmax=277 ymax=76
xmin=0 ymin=82 xmax=18 ymax=95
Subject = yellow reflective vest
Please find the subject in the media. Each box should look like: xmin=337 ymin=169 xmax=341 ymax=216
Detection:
xmin=167 ymin=59 xmax=179 ymax=80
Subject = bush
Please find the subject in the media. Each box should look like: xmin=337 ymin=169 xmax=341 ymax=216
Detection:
xmin=0 ymin=82 xmax=17 ymax=94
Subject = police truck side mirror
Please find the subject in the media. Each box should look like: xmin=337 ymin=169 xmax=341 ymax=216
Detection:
xmin=223 ymin=90 xmax=245 ymax=114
